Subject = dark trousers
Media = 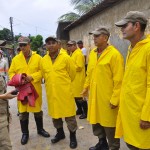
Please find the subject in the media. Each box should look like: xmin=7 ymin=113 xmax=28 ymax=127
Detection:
xmin=75 ymin=97 xmax=88 ymax=115
xmin=19 ymin=111 xmax=43 ymax=120
xmin=52 ymin=116 xmax=77 ymax=132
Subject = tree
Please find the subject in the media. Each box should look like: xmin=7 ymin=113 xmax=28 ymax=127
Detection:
xmin=15 ymin=33 xmax=22 ymax=42
xmin=30 ymin=35 xmax=43 ymax=53
xmin=58 ymin=12 xmax=80 ymax=22
xmin=71 ymin=0 xmax=101 ymax=15
xmin=0 ymin=28 xmax=12 ymax=41
xmin=58 ymin=0 xmax=102 ymax=22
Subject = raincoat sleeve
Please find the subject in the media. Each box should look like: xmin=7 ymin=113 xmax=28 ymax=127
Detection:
xmin=8 ymin=59 xmax=16 ymax=79
xmin=40 ymin=59 xmax=45 ymax=79
xmin=30 ymin=57 xmax=42 ymax=83
xmin=110 ymin=52 xmax=124 ymax=106
xmin=66 ymin=56 xmax=76 ymax=81
xmin=141 ymin=51 xmax=150 ymax=121
xmin=75 ymin=54 xmax=84 ymax=72
xmin=84 ymin=52 xmax=92 ymax=89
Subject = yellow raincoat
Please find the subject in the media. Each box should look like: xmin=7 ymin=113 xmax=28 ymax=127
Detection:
xmin=41 ymin=51 xmax=76 ymax=119
xmin=115 ymin=36 xmax=150 ymax=149
xmin=84 ymin=45 xmax=124 ymax=127
xmin=71 ymin=48 xmax=85 ymax=97
xmin=8 ymin=51 xmax=42 ymax=113
xmin=60 ymin=48 xmax=68 ymax=55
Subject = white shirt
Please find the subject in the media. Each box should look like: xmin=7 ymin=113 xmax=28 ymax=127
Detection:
xmin=81 ymin=47 xmax=87 ymax=56
xmin=0 ymin=58 xmax=8 ymax=77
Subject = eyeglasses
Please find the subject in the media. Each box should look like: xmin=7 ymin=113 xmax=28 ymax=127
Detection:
xmin=19 ymin=43 xmax=27 ymax=47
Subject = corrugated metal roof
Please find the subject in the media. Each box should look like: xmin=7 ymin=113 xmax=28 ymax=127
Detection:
xmin=64 ymin=0 xmax=124 ymax=31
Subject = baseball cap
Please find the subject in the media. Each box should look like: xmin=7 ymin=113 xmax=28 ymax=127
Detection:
xmin=45 ymin=36 xmax=58 ymax=43
xmin=18 ymin=36 xmax=30 ymax=44
xmin=89 ymin=26 xmax=110 ymax=37
xmin=77 ymin=40 xmax=83 ymax=44
xmin=67 ymin=40 xmax=76 ymax=45
xmin=115 ymin=11 xmax=147 ymax=27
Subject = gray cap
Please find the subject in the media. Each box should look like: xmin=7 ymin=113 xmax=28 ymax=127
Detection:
xmin=67 ymin=40 xmax=76 ymax=45
xmin=115 ymin=11 xmax=147 ymax=27
xmin=89 ymin=26 xmax=110 ymax=37
xmin=18 ymin=36 xmax=30 ymax=44
xmin=45 ymin=36 xmax=58 ymax=43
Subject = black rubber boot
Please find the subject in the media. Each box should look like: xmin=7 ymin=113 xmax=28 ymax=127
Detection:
xmin=89 ymin=137 xmax=109 ymax=150
xmin=34 ymin=116 xmax=50 ymax=138
xmin=79 ymin=100 xmax=88 ymax=119
xmin=70 ymin=131 xmax=77 ymax=149
xmin=51 ymin=128 xmax=65 ymax=143
xmin=75 ymin=98 xmax=83 ymax=115
xmin=20 ymin=119 xmax=29 ymax=145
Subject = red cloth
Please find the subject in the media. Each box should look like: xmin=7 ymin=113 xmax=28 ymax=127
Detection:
xmin=8 ymin=73 xmax=39 ymax=107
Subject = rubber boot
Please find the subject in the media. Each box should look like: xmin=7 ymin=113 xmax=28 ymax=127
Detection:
xmin=70 ymin=130 xmax=77 ymax=149
xmin=34 ymin=116 xmax=50 ymax=138
xmin=89 ymin=137 xmax=109 ymax=150
xmin=79 ymin=100 xmax=88 ymax=119
xmin=51 ymin=127 xmax=65 ymax=143
xmin=20 ymin=119 xmax=29 ymax=145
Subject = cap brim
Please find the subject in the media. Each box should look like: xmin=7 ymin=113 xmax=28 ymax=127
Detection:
xmin=89 ymin=31 xmax=101 ymax=35
xmin=45 ymin=37 xmax=57 ymax=43
xmin=67 ymin=43 xmax=73 ymax=45
xmin=115 ymin=19 xmax=128 ymax=27
xmin=18 ymin=42 xmax=28 ymax=44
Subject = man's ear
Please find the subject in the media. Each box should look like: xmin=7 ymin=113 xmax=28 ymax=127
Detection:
xmin=134 ymin=22 xmax=141 ymax=32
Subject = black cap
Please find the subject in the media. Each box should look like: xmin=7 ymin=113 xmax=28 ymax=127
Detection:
xmin=77 ymin=40 xmax=83 ymax=44
xmin=45 ymin=36 xmax=58 ymax=43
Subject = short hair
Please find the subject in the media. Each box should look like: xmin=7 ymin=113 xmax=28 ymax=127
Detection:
xmin=132 ymin=22 xmax=147 ymax=32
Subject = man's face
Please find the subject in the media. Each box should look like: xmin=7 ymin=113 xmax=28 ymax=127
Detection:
xmin=67 ymin=44 xmax=76 ymax=53
xmin=93 ymin=34 xmax=107 ymax=47
xmin=121 ymin=22 xmax=136 ymax=39
xmin=19 ymin=43 xmax=30 ymax=54
xmin=77 ymin=43 xmax=83 ymax=49
xmin=46 ymin=40 xmax=59 ymax=53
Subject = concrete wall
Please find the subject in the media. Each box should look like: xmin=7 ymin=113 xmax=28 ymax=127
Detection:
xmin=69 ymin=0 xmax=150 ymax=58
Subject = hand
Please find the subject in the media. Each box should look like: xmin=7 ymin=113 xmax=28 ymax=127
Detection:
xmin=140 ymin=120 xmax=150 ymax=130
xmin=3 ymin=91 xmax=18 ymax=99
xmin=110 ymin=103 xmax=118 ymax=109
xmin=81 ymin=88 xmax=88 ymax=98
xmin=25 ymin=75 xmax=33 ymax=83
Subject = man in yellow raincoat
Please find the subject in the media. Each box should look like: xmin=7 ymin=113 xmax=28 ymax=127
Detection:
xmin=57 ymin=40 xmax=68 ymax=55
xmin=41 ymin=37 xmax=78 ymax=149
xmin=8 ymin=36 xmax=50 ymax=145
xmin=115 ymin=11 xmax=150 ymax=150
xmin=82 ymin=27 xmax=124 ymax=150
xmin=67 ymin=40 xmax=87 ymax=119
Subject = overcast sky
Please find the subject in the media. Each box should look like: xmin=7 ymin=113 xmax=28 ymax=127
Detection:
xmin=0 ymin=0 xmax=74 ymax=40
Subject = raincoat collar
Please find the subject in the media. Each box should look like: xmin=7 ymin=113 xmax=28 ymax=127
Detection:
xmin=96 ymin=45 xmax=114 ymax=60
xmin=129 ymin=35 xmax=150 ymax=50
